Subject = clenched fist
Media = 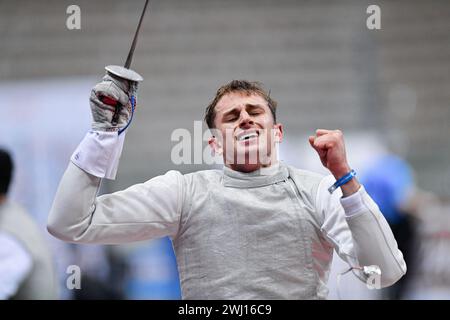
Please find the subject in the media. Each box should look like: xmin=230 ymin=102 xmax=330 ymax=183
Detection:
xmin=90 ymin=73 xmax=138 ymax=133
xmin=309 ymin=129 xmax=360 ymax=196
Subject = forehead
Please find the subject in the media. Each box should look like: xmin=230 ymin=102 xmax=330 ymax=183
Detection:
xmin=215 ymin=91 xmax=268 ymax=115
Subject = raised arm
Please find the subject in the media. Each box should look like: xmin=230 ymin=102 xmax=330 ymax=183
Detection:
xmin=48 ymin=162 xmax=183 ymax=244
xmin=48 ymin=74 xmax=184 ymax=244
xmin=309 ymin=129 xmax=406 ymax=287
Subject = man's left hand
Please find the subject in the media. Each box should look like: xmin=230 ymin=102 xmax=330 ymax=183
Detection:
xmin=309 ymin=129 xmax=360 ymax=196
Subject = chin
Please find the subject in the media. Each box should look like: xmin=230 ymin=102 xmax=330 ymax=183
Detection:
xmin=235 ymin=147 xmax=259 ymax=165
xmin=228 ymin=149 xmax=272 ymax=172
xmin=231 ymin=163 xmax=262 ymax=173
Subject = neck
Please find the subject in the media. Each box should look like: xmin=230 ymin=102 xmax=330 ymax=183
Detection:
xmin=0 ymin=195 xmax=6 ymax=205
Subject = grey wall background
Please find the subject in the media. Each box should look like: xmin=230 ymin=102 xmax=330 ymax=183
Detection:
xmin=1 ymin=0 xmax=449 ymax=195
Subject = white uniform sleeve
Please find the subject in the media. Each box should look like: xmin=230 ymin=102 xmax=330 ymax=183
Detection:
xmin=317 ymin=175 xmax=407 ymax=288
xmin=0 ymin=233 xmax=33 ymax=299
xmin=71 ymin=130 xmax=126 ymax=180
xmin=48 ymin=131 xmax=184 ymax=244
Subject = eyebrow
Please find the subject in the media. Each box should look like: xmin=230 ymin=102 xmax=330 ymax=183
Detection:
xmin=222 ymin=104 xmax=266 ymax=117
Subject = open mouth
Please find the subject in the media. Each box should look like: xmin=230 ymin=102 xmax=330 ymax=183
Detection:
xmin=236 ymin=131 xmax=259 ymax=142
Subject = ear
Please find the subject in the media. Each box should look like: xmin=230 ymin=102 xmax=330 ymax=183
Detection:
xmin=273 ymin=123 xmax=283 ymax=143
xmin=208 ymin=136 xmax=223 ymax=155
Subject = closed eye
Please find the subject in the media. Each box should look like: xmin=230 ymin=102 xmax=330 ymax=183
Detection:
xmin=224 ymin=115 xmax=238 ymax=122
xmin=246 ymin=104 xmax=265 ymax=115
xmin=221 ymin=104 xmax=265 ymax=122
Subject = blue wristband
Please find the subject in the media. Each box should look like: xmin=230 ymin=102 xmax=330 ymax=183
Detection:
xmin=328 ymin=169 xmax=356 ymax=194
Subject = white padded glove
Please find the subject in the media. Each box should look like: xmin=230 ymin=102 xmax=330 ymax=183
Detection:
xmin=89 ymin=73 xmax=138 ymax=134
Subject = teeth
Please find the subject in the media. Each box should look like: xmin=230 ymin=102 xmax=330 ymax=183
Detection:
xmin=238 ymin=132 xmax=258 ymax=141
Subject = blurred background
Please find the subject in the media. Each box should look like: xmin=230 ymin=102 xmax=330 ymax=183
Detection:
xmin=0 ymin=0 xmax=449 ymax=299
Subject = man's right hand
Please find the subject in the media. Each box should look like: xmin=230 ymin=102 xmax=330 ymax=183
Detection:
xmin=89 ymin=74 xmax=137 ymax=132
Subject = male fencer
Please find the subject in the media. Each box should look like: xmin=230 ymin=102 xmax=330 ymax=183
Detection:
xmin=48 ymin=76 xmax=406 ymax=299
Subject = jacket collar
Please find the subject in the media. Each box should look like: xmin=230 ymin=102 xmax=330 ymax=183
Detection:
xmin=222 ymin=162 xmax=289 ymax=188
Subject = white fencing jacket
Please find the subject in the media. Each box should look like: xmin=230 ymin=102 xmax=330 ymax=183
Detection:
xmin=48 ymin=131 xmax=406 ymax=299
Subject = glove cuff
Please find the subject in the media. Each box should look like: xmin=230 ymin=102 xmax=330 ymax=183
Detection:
xmin=71 ymin=130 xmax=126 ymax=180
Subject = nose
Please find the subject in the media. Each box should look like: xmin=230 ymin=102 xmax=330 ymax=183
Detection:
xmin=238 ymin=110 xmax=254 ymax=129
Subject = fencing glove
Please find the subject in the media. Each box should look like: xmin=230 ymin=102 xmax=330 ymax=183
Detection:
xmin=89 ymin=73 xmax=137 ymax=134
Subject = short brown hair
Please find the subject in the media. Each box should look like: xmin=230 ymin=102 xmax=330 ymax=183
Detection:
xmin=204 ymin=80 xmax=278 ymax=128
